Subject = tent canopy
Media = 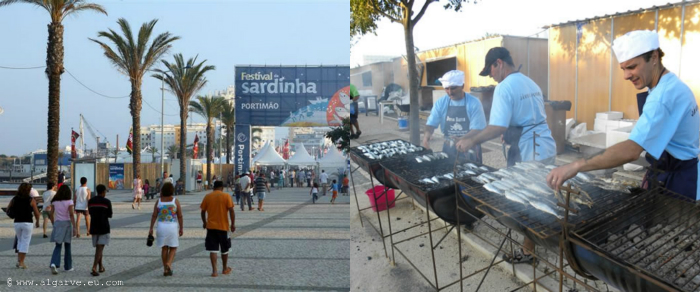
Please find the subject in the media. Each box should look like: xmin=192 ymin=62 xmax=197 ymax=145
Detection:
xmin=318 ymin=146 xmax=346 ymax=167
xmin=253 ymin=143 xmax=286 ymax=166
xmin=287 ymin=143 xmax=316 ymax=166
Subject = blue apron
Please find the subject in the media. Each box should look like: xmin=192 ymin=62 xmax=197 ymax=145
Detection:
xmin=442 ymin=98 xmax=482 ymax=163
xmin=637 ymin=90 xmax=698 ymax=201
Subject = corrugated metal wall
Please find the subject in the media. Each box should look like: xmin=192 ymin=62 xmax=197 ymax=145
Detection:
xmin=549 ymin=3 xmax=700 ymax=128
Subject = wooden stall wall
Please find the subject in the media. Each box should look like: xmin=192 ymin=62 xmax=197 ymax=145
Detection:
xmin=95 ymin=163 xmax=169 ymax=189
xmin=201 ymin=164 xmax=236 ymax=182
xmin=681 ymin=3 xmax=700 ymax=106
xmin=463 ymin=37 xmax=502 ymax=89
xmin=576 ymin=18 xmax=613 ymax=129
xmin=549 ymin=26 xmax=577 ymax=120
xmin=503 ymin=36 xmax=549 ymax=98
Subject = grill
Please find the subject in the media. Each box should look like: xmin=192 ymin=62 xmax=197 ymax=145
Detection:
xmin=456 ymin=177 xmax=635 ymax=250
xmin=380 ymin=153 xmax=490 ymax=225
xmin=570 ymin=187 xmax=700 ymax=292
xmin=348 ymin=139 xmax=432 ymax=189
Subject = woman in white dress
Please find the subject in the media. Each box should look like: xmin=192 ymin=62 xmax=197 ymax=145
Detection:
xmin=148 ymin=183 xmax=182 ymax=276
xmin=132 ymin=174 xmax=143 ymax=210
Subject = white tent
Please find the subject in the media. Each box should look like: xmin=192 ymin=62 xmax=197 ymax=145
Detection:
xmin=287 ymin=143 xmax=316 ymax=166
xmin=252 ymin=142 xmax=271 ymax=162
xmin=253 ymin=143 xmax=287 ymax=165
xmin=318 ymin=146 xmax=346 ymax=168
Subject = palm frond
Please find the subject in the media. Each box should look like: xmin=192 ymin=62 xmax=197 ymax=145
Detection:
xmin=61 ymin=2 xmax=107 ymax=21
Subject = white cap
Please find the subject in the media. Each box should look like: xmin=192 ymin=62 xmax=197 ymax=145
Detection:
xmin=438 ymin=70 xmax=465 ymax=88
xmin=612 ymin=30 xmax=660 ymax=63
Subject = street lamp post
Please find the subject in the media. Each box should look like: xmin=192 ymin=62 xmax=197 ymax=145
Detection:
xmin=219 ymin=113 xmax=223 ymax=178
xmin=160 ymin=77 xmax=165 ymax=177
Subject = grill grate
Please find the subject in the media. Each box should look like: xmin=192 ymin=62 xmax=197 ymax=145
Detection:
xmin=456 ymin=178 xmax=635 ymax=240
xmin=348 ymin=139 xmax=431 ymax=166
xmin=573 ymin=187 xmax=700 ymax=291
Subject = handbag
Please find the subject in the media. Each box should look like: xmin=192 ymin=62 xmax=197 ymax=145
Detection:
xmin=147 ymin=234 xmax=155 ymax=247
xmin=6 ymin=198 xmax=15 ymax=219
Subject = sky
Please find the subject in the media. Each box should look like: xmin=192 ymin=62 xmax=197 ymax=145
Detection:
xmin=351 ymin=0 xmax=677 ymax=67
xmin=0 ymin=0 xmax=349 ymax=156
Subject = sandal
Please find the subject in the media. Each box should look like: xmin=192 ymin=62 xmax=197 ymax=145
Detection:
xmin=91 ymin=270 xmax=100 ymax=276
xmin=99 ymin=266 xmax=105 ymax=273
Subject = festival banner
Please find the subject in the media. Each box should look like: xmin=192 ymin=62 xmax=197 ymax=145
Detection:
xmin=235 ymin=65 xmax=350 ymax=127
xmin=234 ymin=125 xmax=251 ymax=174
xmin=108 ymin=163 xmax=125 ymax=190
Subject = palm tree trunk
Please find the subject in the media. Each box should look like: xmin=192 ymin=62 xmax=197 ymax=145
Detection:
xmin=180 ymin=109 xmax=188 ymax=192
xmin=130 ymin=82 xmax=142 ymax=179
xmin=206 ymin=120 xmax=212 ymax=184
xmin=226 ymin=126 xmax=231 ymax=164
xmin=46 ymin=22 xmax=65 ymax=186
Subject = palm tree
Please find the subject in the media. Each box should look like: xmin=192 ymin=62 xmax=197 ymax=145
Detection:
xmin=166 ymin=144 xmax=179 ymax=159
xmin=0 ymin=0 xmax=107 ymax=185
xmin=220 ymin=101 xmax=235 ymax=164
xmin=90 ymin=18 xmax=179 ymax=180
xmin=189 ymin=96 xmax=224 ymax=185
xmin=153 ymin=54 xmax=215 ymax=192
xmin=147 ymin=147 xmax=158 ymax=163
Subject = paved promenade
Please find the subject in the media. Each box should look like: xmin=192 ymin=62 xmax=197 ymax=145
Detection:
xmin=0 ymin=185 xmax=350 ymax=291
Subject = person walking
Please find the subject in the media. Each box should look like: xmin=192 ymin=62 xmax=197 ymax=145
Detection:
xmin=320 ymin=170 xmax=329 ymax=196
xmin=234 ymin=173 xmax=242 ymax=205
xmin=57 ymin=171 xmax=65 ymax=189
xmin=289 ymin=169 xmax=295 ymax=187
xmin=88 ymin=185 xmax=112 ymax=276
xmin=310 ymin=182 xmax=319 ymax=204
xmin=342 ymin=176 xmax=349 ymax=196
xmin=254 ymin=173 xmax=271 ymax=211
xmin=306 ymin=169 xmax=311 ymax=187
xmin=297 ymin=170 xmax=306 ymax=188
xmin=330 ymin=180 xmax=339 ymax=204
xmin=227 ymin=172 xmax=234 ymax=192
xmin=197 ymin=171 xmax=203 ymax=191
xmin=42 ymin=183 xmax=57 ymax=238
xmin=74 ymin=177 xmax=91 ymax=238
xmin=277 ymin=170 xmax=283 ymax=190
xmin=49 ymin=185 xmax=77 ymax=274
xmin=7 ymin=183 xmax=41 ymax=269
xmin=133 ymin=174 xmax=143 ymax=210
xmin=238 ymin=172 xmax=253 ymax=211
xmin=143 ymin=179 xmax=152 ymax=200
xmin=201 ymin=181 xmax=235 ymax=277
xmin=148 ymin=183 xmax=183 ymax=277
xmin=269 ymin=170 xmax=275 ymax=188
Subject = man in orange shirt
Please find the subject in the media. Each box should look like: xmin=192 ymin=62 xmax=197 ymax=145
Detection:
xmin=342 ymin=176 xmax=349 ymax=196
xmin=200 ymin=181 xmax=235 ymax=277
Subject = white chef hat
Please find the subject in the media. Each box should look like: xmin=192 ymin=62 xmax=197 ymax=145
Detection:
xmin=438 ymin=70 xmax=465 ymax=88
xmin=612 ymin=30 xmax=660 ymax=63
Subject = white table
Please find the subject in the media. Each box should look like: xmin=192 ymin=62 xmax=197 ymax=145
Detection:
xmin=378 ymin=100 xmax=397 ymax=124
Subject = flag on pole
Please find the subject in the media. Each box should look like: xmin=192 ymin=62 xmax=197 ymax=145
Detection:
xmin=193 ymin=134 xmax=200 ymax=159
xmin=71 ymin=130 xmax=80 ymax=159
xmin=126 ymin=128 xmax=133 ymax=154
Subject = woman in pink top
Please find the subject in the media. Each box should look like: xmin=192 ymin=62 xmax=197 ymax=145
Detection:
xmin=49 ymin=185 xmax=77 ymax=274
xmin=133 ymin=175 xmax=143 ymax=210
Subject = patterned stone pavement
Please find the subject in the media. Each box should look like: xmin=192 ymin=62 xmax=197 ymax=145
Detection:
xmin=0 ymin=186 xmax=350 ymax=291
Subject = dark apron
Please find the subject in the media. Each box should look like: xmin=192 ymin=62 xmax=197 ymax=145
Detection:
xmin=442 ymin=97 xmax=482 ymax=163
xmin=637 ymin=90 xmax=698 ymax=201
xmin=503 ymin=121 xmax=547 ymax=167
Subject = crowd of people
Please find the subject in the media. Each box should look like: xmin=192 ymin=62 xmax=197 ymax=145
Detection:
xmin=6 ymin=166 xmax=349 ymax=277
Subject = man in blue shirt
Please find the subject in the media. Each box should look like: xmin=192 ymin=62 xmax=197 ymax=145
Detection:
xmin=423 ymin=70 xmax=487 ymax=162
xmin=548 ymin=30 xmax=700 ymax=201
xmin=456 ymin=47 xmax=556 ymax=265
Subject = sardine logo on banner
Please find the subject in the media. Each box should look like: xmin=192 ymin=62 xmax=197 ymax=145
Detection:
xmin=235 ymin=125 xmax=251 ymax=174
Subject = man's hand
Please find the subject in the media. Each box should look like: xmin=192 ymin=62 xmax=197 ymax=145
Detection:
xmin=35 ymin=221 xmax=39 ymax=228
xmin=202 ymin=222 xmax=207 ymax=229
xmin=230 ymin=224 xmax=236 ymax=233
xmin=546 ymin=160 xmax=582 ymax=191
xmin=456 ymin=138 xmax=475 ymax=153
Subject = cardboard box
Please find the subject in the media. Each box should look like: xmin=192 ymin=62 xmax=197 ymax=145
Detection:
xmin=606 ymin=125 xmax=635 ymax=148
xmin=596 ymin=111 xmax=623 ymax=120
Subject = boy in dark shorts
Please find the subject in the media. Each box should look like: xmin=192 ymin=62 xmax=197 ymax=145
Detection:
xmin=201 ymin=181 xmax=235 ymax=277
xmin=88 ymin=185 xmax=112 ymax=276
